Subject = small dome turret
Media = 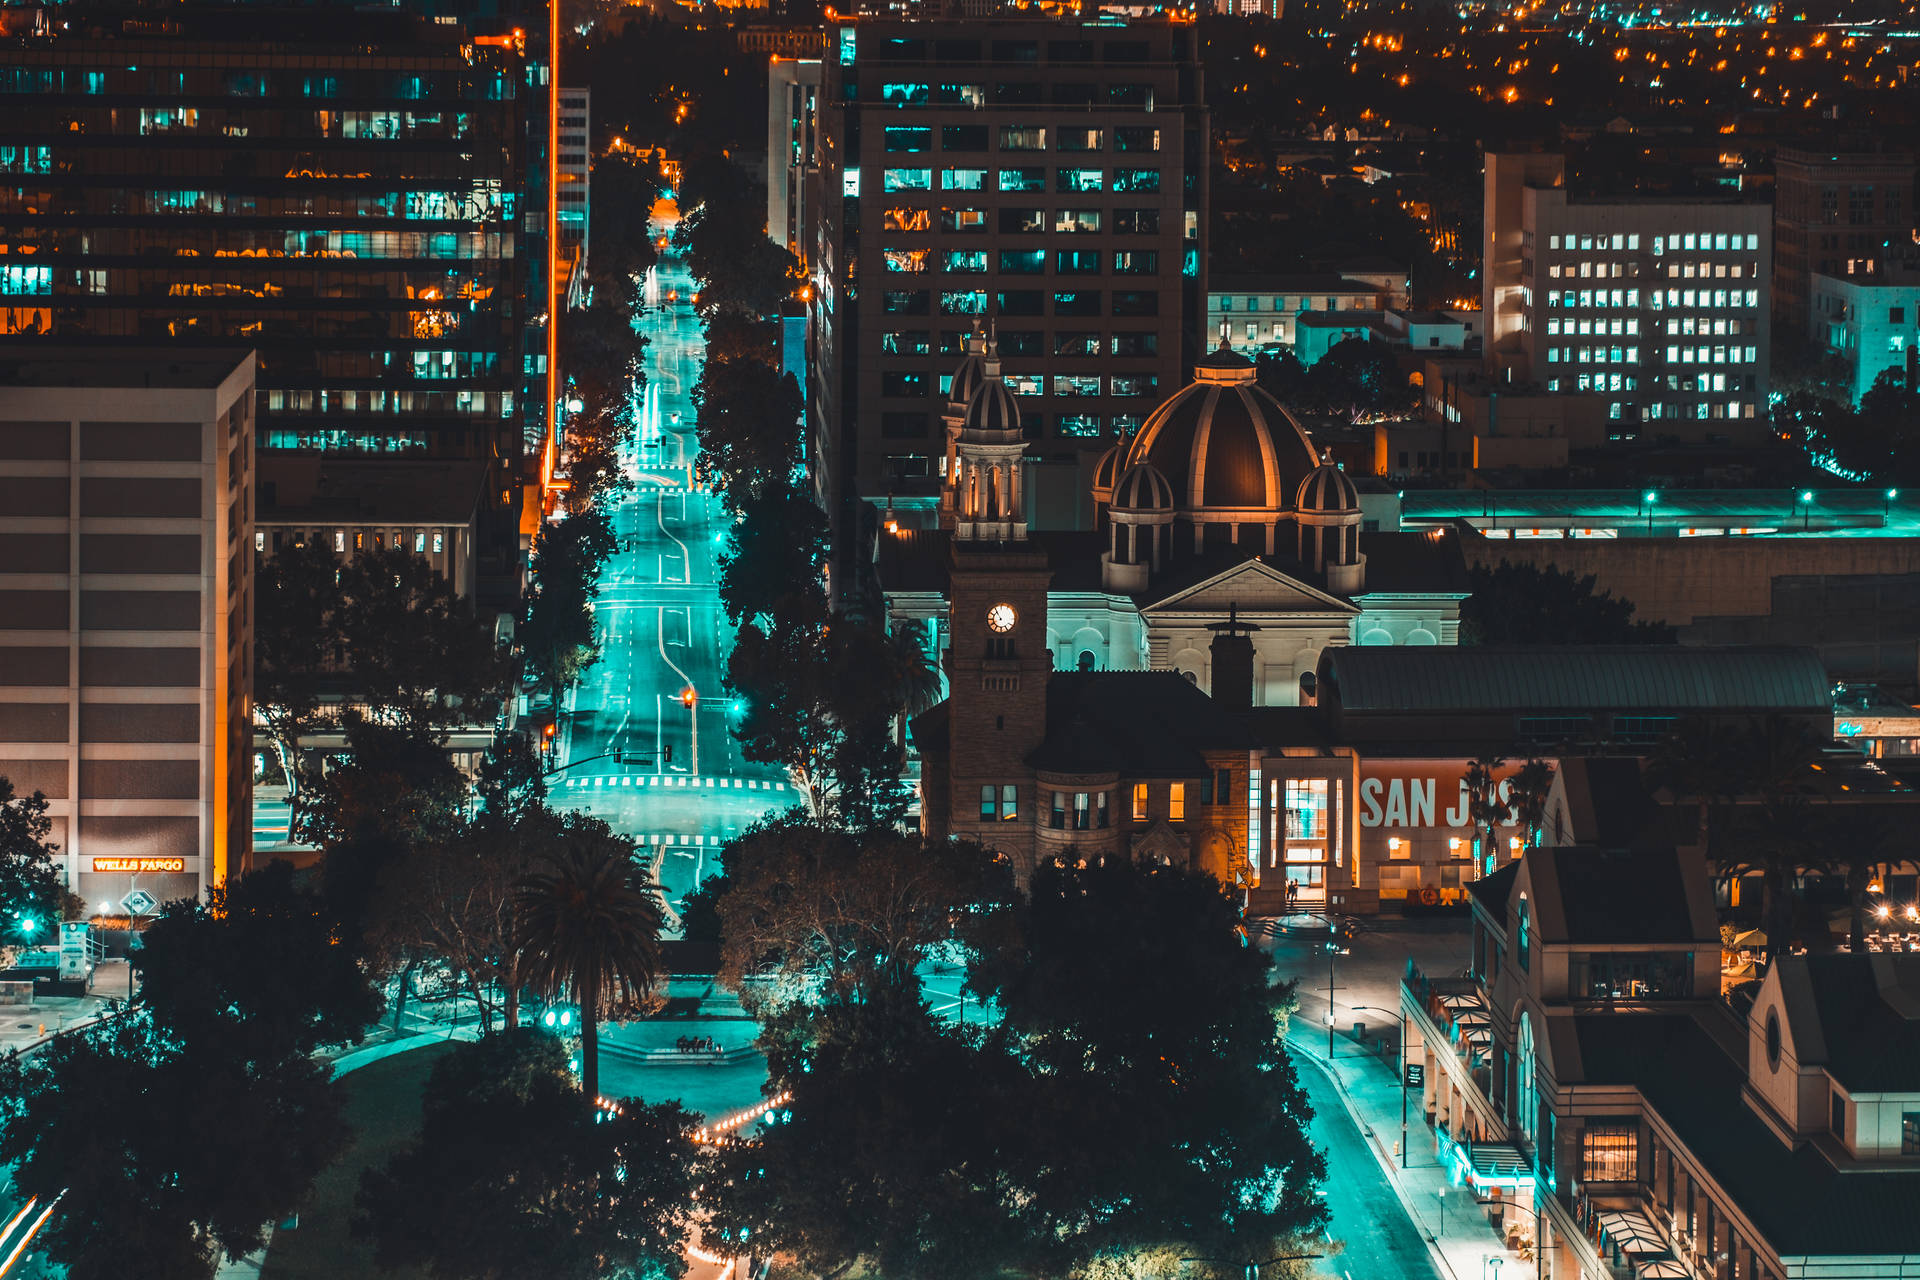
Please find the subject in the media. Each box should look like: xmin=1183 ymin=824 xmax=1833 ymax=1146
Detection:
xmin=1112 ymin=460 xmax=1175 ymax=513
xmin=1296 ymin=456 xmax=1359 ymax=514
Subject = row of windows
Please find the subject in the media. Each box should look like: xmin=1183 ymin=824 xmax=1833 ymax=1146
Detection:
xmin=1549 ymin=317 xmax=1642 ymax=336
xmin=883 ymin=124 xmax=1161 ymax=154
xmin=264 ymin=387 xmax=513 ymax=415
xmin=876 ymin=166 xmax=1161 ymax=194
xmin=1 ymin=230 xmax=515 ymax=262
xmin=868 ymin=80 xmax=1162 ymax=108
xmin=259 ymin=527 xmax=448 ymax=554
xmin=1546 ymin=288 xmax=1759 ymax=310
xmin=884 ymin=372 xmax=1159 ymax=399
xmin=1215 ymin=294 xmax=1370 ymax=312
xmin=1546 ymin=317 xmax=1754 ymax=338
xmin=886 ymin=411 xmax=1138 ymax=440
xmin=1547 ymin=259 xmax=1757 ymax=283
xmin=881 ymin=247 xmax=1160 ymax=275
xmin=1543 ymin=345 xmax=1758 ymax=367
xmin=882 ymin=329 xmax=1158 ymax=358
xmin=1546 ymin=231 xmax=1760 ymax=252
xmin=0 ymin=67 xmax=513 ymax=101
xmin=880 ymin=289 xmax=1160 ymax=317
xmin=883 ymin=207 xmax=1162 ymax=235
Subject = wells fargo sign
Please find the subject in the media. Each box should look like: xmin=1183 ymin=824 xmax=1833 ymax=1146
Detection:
xmin=1358 ymin=763 xmax=1526 ymax=830
xmin=90 ymin=857 xmax=187 ymax=874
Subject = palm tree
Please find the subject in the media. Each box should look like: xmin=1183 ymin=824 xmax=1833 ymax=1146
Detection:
xmin=512 ymin=818 xmax=665 ymax=1101
xmin=1644 ymin=717 xmax=1748 ymax=862
xmin=1722 ymin=796 xmax=1831 ymax=960
xmin=1507 ymin=759 xmax=1557 ymax=852
xmin=887 ymin=617 xmax=945 ymax=718
xmin=1829 ymin=809 xmax=1892 ymax=952
xmin=1463 ymin=756 xmax=1508 ymax=871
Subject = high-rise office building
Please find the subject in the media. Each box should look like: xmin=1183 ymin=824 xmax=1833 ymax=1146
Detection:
xmin=1773 ymin=143 xmax=1916 ymax=334
xmin=767 ymin=57 xmax=822 ymax=268
xmin=0 ymin=349 xmax=254 ymax=906
xmin=558 ymin=86 xmax=592 ymax=285
xmin=0 ymin=8 xmax=551 ymax=584
xmin=804 ymin=14 xmax=1207 ymax=556
xmin=1484 ymin=153 xmax=1771 ymax=439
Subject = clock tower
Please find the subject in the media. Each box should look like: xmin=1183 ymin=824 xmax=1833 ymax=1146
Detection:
xmin=944 ymin=339 xmax=1052 ymax=879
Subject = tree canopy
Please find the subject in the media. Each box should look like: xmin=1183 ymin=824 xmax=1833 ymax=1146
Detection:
xmin=0 ymin=776 xmax=69 ymax=933
xmin=706 ymin=855 xmax=1326 ymax=1279
xmin=1460 ymin=559 xmax=1675 ymax=645
xmin=724 ymin=597 xmax=912 ymax=826
xmin=356 ymin=1030 xmax=702 ymax=1280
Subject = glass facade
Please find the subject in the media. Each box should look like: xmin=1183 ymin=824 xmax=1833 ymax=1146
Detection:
xmin=0 ymin=15 xmax=544 ymax=506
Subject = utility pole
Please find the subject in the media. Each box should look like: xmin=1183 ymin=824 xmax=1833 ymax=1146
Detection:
xmin=1326 ymin=919 xmax=1338 ymax=1061
xmin=1401 ymin=1007 xmax=1410 ymax=1168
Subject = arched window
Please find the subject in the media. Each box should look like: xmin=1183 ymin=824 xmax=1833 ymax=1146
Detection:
xmin=1077 ymin=650 xmax=1097 ymax=671
xmin=1516 ymin=1010 xmax=1538 ymax=1145
xmin=1516 ymin=893 xmax=1531 ymax=971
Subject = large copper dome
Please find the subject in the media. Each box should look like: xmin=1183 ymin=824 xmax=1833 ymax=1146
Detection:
xmin=1121 ymin=346 xmax=1320 ymax=513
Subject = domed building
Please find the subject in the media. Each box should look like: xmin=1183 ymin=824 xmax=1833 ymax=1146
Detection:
xmin=881 ymin=344 xmax=1469 ymax=709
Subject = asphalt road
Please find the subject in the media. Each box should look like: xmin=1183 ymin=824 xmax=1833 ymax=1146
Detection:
xmin=554 ymin=223 xmax=788 ymax=917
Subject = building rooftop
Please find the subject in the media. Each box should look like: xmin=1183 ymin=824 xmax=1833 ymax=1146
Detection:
xmin=0 ymin=348 xmax=252 ymax=390
xmin=1026 ymin=671 xmax=1229 ymax=776
xmin=1783 ymin=953 xmax=1920 ymax=1094
xmin=1320 ymin=645 xmax=1832 ymax=715
xmin=1208 ymin=273 xmax=1392 ymax=296
xmin=1573 ymin=1014 xmax=1920 ymax=1258
xmin=257 ymin=458 xmax=489 ymax=527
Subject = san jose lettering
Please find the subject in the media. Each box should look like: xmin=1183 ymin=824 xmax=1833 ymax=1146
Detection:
xmin=1358 ymin=775 xmax=1518 ymax=829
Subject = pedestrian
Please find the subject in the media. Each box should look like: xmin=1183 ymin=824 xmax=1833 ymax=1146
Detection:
xmin=1287 ymin=879 xmax=1299 ymax=910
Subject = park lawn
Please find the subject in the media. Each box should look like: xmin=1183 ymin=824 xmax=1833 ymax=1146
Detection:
xmin=260 ymin=1041 xmax=456 ymax=1280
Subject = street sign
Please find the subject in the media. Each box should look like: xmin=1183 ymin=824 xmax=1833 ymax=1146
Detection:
xmin=121 ymin=888 xmax=158 ymax=917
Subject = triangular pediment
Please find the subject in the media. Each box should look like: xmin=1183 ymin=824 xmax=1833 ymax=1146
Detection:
xmin=1142 ymin=558 xmax=1359 ymax=619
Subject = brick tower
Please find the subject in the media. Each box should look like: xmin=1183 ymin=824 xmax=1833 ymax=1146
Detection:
xmin=945 ymin=339 xmax=1051 ymax=877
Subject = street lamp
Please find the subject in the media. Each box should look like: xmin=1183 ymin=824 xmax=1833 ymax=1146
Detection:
xmin=1886 ymin=488 xmax=1899 ymax=521
xmin=1799 ymin=489 xmax=1813 ymax=530
xmin=1642 ymin=490 xmax=1656 ymax=535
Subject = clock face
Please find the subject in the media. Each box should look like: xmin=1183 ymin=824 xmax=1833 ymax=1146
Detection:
xmin=986 ymin=603 xmax=1018 ymax=634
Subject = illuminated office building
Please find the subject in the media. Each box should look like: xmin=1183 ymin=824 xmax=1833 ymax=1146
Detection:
xmin=0 ymin=8 xmax=553 ymax=574
xmin=804 ymin=13 xmax=1208 ymax=556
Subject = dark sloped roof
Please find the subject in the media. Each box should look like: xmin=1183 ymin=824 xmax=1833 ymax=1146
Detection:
xmin=1323 ymin=646 xmax=1831 ymax=714
xmin=1542 ymin=847 xmax=1699 ymax=944
xmin=1558 ymin=757 xmax=1666 ymax=849
xmin=1574 ymin=1015 xmax=1920 ymax=1258
xmin=1467 ymin=860 xmax=1520 ymax=925
xmin=1798 ymin=954 xmax=1920 ymax=1093
xmin=1026 ymin=672 xmax=1231 ymax=776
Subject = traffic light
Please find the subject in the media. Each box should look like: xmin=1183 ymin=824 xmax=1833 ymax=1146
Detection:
xmin=680 ymin=686 xmax=697 ymax=708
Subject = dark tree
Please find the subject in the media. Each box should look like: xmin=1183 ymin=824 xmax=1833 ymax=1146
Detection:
xmin=520 ymin=504 xmax=618 ymax=707
xmin=715 ymin=477 xmax=827 ymax=625
xmin=675 ymin=155 xmax=800 ymax=318
xmin=254 ymin=541 xmax=509 ymax=802
xmin=706 ymin=997 xmax=1036 ymax=1280
xmin=514 ymin=818 xmax=665 ymax=1100
xmin=0 ymin=777 xmax=68 ymax=934
xmin=253 ymin=538 xmax=339 ymax=798
xmin=1311 ymin=336 xmax=1417 ymax=419
xmin=725 ymin=598 xmax=910 ymax=826
xmin=474 ymin=731 xmax=550 ymax=827
xmin=341 ymin=547 xmax=511 ymax=732
xmin=963 ymin=860 xmax=1328 ymax=1264
xmin=0 ymin=1015 xmax=350 ymax=1280
xmin=715 ymin=820 xmax=1007 ymax=1016
xmin=298 ymin=714 xmax=472 ymax=850
xmin=135 ymin=860 xmax=382 ymax=1065
xmin=1460 ymin=560 xmax=1675 ymax=645
xmin=693 ymin=355 xmax=804 ymax=512
xmin=355 ymin=1030 xmax=702 ymax=1280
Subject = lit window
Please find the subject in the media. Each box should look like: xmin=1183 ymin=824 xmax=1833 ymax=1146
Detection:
xmin=1169 ymin=782 xmax=1186 ymax=822
xmin=333 ymin=529 xmax=346 ymax=552
xmin=1582 ymin=1123 xmax=1638 ymax=1182
xmin=1073 ymin=791 xmax=1091 ymax=831
xmin=253 ymin=530 xmax=265 ymax=552
xmin=1001 ymin=783 xmax=1018 ymax=821
xmin=1133 ymin=782 xmax=1149 ymax=821
xmin=980 ymin=785 xmax=997 ymax=822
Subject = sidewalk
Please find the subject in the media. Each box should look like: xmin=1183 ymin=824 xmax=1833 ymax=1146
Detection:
xmin=0 ymin=958 xmax=136 ymax=1057
xmin=1287 ymin=1020 xmax=1522 ymax=1280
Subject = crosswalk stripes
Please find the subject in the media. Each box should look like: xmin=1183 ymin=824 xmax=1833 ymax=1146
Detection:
xmin=558 ymin=774 xmax=789 ymax=791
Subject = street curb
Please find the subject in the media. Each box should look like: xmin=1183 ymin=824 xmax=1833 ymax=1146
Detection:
xmin=1287 ymin=1027 xmax=1461 ymax=1280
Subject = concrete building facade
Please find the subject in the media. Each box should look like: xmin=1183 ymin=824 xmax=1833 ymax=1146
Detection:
xmin=1808 ymin=262 xmax=1920 ymax=404
xmin=1483 ymin=153 xmax=1771 ymax=442
xmin=0 ymin=350 xmax=255 ymax=909
xmin=1773 ymin=143 xmax=1916 ymax=333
